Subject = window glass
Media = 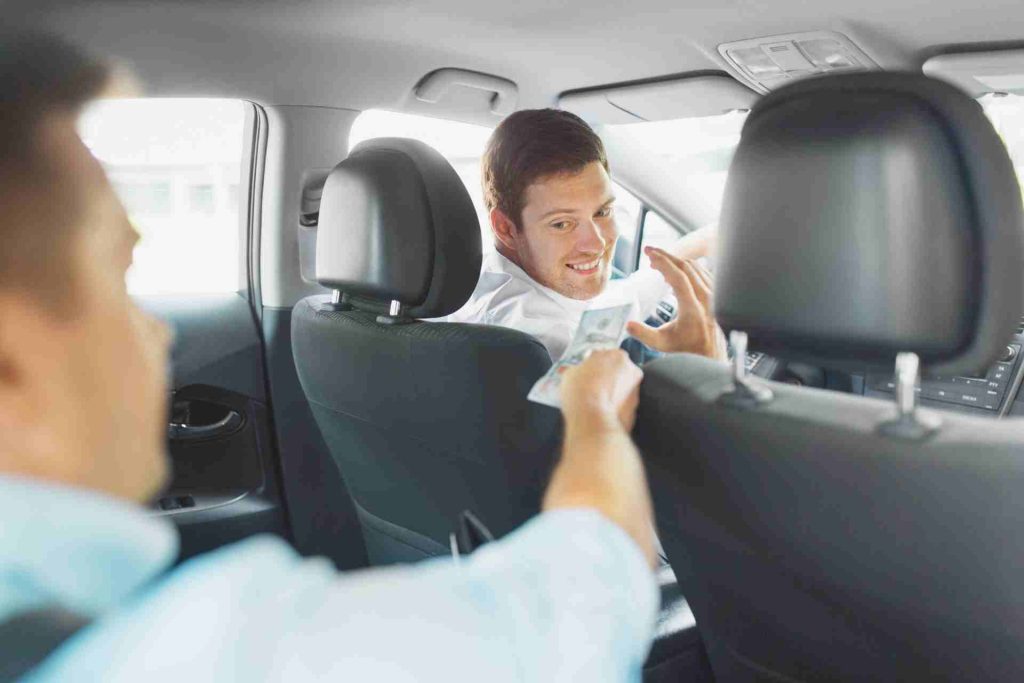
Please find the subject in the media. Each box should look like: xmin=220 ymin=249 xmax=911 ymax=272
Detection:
xmin=980 ymin=93 xmax=1024 ymax=196
xmin=349 ymin=110 xmax=494 ymax=249
xmin=640 ymin=211 xmax=682 ymax=254
xmin=79 ymin=98 xmax=246 ymax=295
xmin=602 ymin=110 xmax=748 ymax=222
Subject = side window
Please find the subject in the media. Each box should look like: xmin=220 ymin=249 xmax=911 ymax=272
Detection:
xmin=640 ymin=210 xmax=683 ymax=253
xmin=348 ymin=110 xmax=493 ymax=249
xmin=78 ymin=99 xmax=248 ymax=295
xmin=611 ymin=183 xmax=642 ymax=273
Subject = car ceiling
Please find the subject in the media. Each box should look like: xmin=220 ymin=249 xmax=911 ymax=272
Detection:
xmin=15 ymin=0 xmax=1024 ymax=114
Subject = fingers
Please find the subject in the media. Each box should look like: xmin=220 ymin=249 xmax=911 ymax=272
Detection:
xmin=626 ymin=319 xmax=669 ymax=352
xmin=687 ymin=259 xmax=714 ymax=291
xmin=679 ymin=259 xmax=712 ymax=307
xmin=647 ymin=247 xmax=712 ymax=308
xmin=646 ymin=247 xmax=699 ymax=309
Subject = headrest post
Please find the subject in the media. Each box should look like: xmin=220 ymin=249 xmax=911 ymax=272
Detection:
xmin=731 ymin=330 xmax=750 ymax=383
xmin=894 ymin=352 xmax=919 ymax=419
xmin=319 ymin=289 xmax=353 ymax=312
xmin=719 ymin=330 xmax=773 ymax=409
xmin=376 ymin=299 xmax=412 ymax=326
xmin=879 ymin=351 xmax=941 ymax=439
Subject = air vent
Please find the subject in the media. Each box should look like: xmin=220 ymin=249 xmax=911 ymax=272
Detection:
xmin=718 ymin=31 xmax=878 ymax=94
xmin=1016 ymin=316 xmax=1024 ymax=336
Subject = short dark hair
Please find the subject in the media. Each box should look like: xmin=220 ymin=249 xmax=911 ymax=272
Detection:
xmin=482 ymin=108 xmax=608 ymax=228
xmin=0 ymin=33 xmax=110 ymax=293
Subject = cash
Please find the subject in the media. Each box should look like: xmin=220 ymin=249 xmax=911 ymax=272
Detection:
xmin=527 ymin=304 xmax=632 ymax=408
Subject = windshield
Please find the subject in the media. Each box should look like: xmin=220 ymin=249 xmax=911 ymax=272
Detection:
xmin=980 ymin=93 xmax=1024 ymax=194
xmin=600 ymin=110 xmax=749 ymax=225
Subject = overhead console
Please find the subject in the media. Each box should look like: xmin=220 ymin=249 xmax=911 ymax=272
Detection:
xmin=718 ymin=31 xmax=878 ymax=94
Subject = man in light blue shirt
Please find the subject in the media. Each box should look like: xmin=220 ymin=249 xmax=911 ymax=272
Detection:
xmin=0 ymin=35 xmax=660 ymax=681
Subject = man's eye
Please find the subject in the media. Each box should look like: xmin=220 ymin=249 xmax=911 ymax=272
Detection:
xmin=551 ymin=221 xmax=572 ymax=231
xmin=596 ymin=206 xmax=613 ymax=218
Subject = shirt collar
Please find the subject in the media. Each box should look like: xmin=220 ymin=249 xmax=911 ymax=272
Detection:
xmin=486 ymin=251 xmax=592 ymax=316
xmin=0 ymin=475 xmax=178 ymax=618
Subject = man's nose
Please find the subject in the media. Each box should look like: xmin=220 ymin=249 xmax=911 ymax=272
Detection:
xmin=576 ymin=219 xmax=607 ymax=254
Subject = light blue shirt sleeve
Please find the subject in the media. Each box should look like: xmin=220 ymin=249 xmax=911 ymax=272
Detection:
xmin=31 ymin=509 xmax=658 ymax=682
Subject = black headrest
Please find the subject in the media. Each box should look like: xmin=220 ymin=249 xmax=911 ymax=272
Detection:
xmin=715 ymin=72 xmax=1024 ymax=375
xmin=316 ymin=137 xmax=482 ymax=318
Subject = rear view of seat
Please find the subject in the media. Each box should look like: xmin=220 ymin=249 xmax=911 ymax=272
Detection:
xmin=635 ymin=73 xmax=1024 ymax=682
xmin=291 ymin=138 xmax=715 ymax=682
xmin=291 ymin=138 xmax=559 ymax=564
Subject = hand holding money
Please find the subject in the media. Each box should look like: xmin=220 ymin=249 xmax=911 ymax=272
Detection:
xmin=528 ymin=304 xmax=632 ymax=408
xmin=561 ymin=350 xmax=643 ymax=432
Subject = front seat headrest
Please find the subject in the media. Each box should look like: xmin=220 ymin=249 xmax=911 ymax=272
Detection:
xmin=715 ymin=72 xmax=1024 ymax=375
xmin=316 ymin=137 xmax=482 ymax=319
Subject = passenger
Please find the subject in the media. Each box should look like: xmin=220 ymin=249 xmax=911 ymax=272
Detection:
xmin=0 ymin=35 xmax=661 ymax=681
xmin=440 ymin=108 xmax=727 ymax=362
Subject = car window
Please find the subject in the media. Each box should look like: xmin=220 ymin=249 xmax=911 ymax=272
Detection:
xmin=980 ymin=93 xmax=1024 ymax=194
xmin=640 ymin=211 xmax=682 ymax=252
xmin=79 ymin=99 xmax=248 ymax=295
xmin=602 ymin=110 xmax=749 ymax=223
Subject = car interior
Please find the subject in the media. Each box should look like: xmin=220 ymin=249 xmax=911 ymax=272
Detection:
xmin=15 ymin=0 xmax=1024 ymax=679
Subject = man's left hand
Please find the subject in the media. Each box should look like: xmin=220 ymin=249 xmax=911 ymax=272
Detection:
xmin=626 ymin=246 xmax=727 ymax=360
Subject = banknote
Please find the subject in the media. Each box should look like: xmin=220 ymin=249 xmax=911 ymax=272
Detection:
xmin=527 ymin=303 xmax=632 ymax=408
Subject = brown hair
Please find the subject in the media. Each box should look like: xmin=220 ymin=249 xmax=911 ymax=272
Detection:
xmin=0 ymin=33 xmax=110 ymax=292
xmin=481 ymin=108 xmax=608 ymax=228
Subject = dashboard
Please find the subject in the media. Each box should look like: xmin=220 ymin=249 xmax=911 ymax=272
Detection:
xmin=651 ymin=287 xmax=1024 ymax=419
xmin=745 ymin=334 xmax=1024 ymax=419
xmin=862 ymin=338 xmax=1024 ymax=418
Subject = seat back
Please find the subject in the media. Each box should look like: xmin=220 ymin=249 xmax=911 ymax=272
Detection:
xmin=637 ymin=73 xmax=1024 ymax=682
xmin=638 ymin=356 xmax=1024 ymax=682
xmin=292 ymin=138 xmax=559 ymax=564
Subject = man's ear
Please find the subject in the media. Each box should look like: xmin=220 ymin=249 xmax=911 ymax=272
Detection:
xmin=489 ymin=208 xmax=519 ymax=253
xmin=0 ymin=294 xmax=43 ymax=435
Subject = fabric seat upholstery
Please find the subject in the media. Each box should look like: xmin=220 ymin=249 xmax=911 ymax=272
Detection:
xmin=291 ymin=137 xmax=714 ymax=681
xmin=635 ymin=73 xmax=1024 ymax=682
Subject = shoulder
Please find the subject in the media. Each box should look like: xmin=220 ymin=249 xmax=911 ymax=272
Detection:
xmin=30 ymin=535 xmax=325 ymax=682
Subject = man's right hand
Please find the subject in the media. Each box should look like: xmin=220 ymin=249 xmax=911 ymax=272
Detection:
xmin=560 ymin=349 xmax=643 ymax=432
xmin=546 ymin=349 xmax=657 ymax=567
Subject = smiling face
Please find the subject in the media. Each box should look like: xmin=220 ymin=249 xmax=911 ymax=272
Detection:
xmin=493 ymin=161 xmax=619 ymax=300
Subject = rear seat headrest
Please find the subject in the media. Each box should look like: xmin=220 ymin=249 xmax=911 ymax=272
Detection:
xmin=316 ymin=137 xmax=482 ymax=319
xmin=715 ymin=72 xmax=1024 ymax=375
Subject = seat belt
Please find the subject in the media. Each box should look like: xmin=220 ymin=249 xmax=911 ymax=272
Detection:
xmin=0 ymin=607 xmax=90 ymax=682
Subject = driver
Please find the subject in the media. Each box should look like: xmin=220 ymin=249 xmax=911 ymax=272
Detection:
xmin=439 ymin=108 xmax=727 ymax=362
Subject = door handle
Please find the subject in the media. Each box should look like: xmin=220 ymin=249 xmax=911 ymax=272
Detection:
xmin=169 ymin=410 xmax=243 ymax=441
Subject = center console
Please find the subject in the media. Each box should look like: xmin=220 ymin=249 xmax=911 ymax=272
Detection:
xmin=864 ymin=339 xmax=1024 ymax=417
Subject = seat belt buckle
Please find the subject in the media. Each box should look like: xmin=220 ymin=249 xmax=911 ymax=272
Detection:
xmin=449 ymin=510 xmax=495 ymax=564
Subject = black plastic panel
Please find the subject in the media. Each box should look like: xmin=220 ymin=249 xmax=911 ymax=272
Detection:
xmin=140 ymin=293 xmax=267 ymax=400
xmin=138 ymin=293 xmax=289 ymax=561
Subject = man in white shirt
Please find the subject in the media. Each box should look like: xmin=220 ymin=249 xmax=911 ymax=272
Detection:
xmin=442 ymin=108 xmax=726 ymax=362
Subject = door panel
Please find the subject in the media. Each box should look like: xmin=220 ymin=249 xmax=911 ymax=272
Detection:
xmin=141 ymin=293 xmax=290 ymax=561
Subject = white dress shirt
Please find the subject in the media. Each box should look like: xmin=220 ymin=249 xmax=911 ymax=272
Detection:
xmin=439 ymin=251 xmax=670 ymax=360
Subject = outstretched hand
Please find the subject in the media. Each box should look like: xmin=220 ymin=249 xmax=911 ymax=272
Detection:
xmin=626 ymin=246 xmax=727 ymax=360
xmin=560 ymin=349 xmax=643 ymax=432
